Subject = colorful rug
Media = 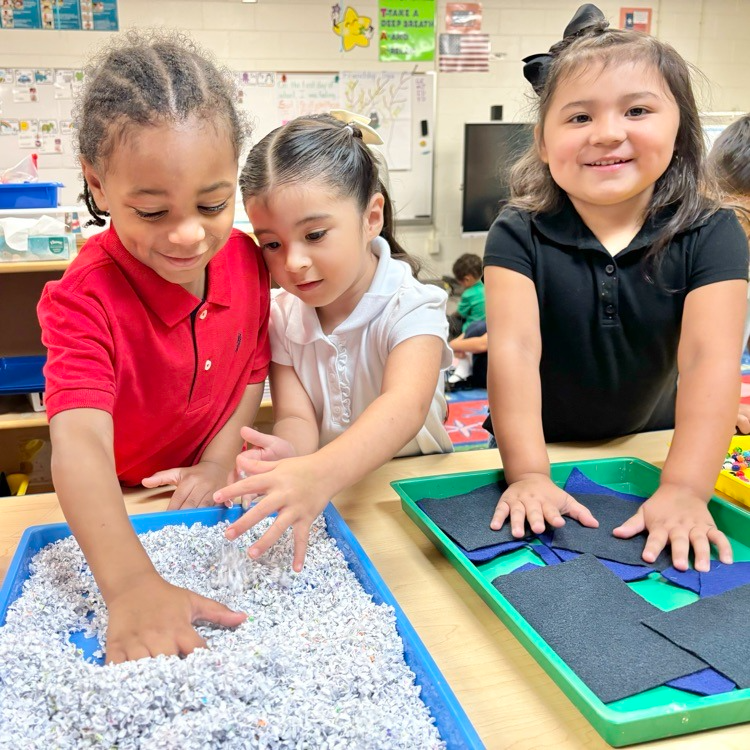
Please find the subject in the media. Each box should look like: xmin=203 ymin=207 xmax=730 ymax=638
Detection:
xmin=445 ymin=388 xmax=490 ymax=450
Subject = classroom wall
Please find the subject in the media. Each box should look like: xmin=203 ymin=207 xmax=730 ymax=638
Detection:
xmin=1 ymin=0 xmax=749 ymax=275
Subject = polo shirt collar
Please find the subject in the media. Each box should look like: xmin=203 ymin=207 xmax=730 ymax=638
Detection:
xmin=284 ymin=236 xmax=401 ymax=344
xmin=103 ymin=225 xmax=232 ymax=327
xmin=531 ymin=197 xmax=687 ymax=256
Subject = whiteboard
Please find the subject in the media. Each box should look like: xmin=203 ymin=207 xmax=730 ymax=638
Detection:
xmin=0 ymin=68 xmax=435 ymax=222
xmin=237 ymin=71 xmax=435 ymax=222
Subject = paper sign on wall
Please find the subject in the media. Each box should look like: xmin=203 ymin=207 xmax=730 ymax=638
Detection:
xmin=619 ymin=7 xmax=652 ymax=33
xmin=379 ymin=0 xmax=436 ymax=62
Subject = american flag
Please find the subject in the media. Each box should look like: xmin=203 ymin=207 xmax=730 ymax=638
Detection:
xmin=438 ymin=33 xmax=490 ymax=73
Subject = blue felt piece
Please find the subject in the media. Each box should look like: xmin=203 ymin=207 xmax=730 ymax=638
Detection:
xmin=666 ymin=668 xmax=736 ymax=696
xmin=545 ymin=545 xmax=653 ymax=582
xmin=660 ymin=561 xmax=750 ymax=598
xmin=463 ymin=540 xmax=527 ymax=563
xmin=512 ymin=562 xmax=542 ymax=573
xmin=533 ymin=543 xmax=563 ymax=565
xmin=661 ymin=566 xmax=701 ymax=594
xmin=563 ymin=468 xmax=646 ymax=503
xmin=700 ymin=561 xmax=750 ymax=598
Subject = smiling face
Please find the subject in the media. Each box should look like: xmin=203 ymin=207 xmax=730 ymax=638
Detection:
xmin=82 ymin=116 xmax=238 ymax=297
xmin=245 ymin=181 xmax=384 ymax=328
xmin=538 ymin=59 xmax=681 ymax=219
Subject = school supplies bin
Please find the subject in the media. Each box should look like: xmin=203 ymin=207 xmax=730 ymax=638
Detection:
xmin=715 ymin=436 xmax=750 ymax=509
xmin=0 ymin=356 xmax=45 ymax=396
xmin=392 ymin=457 xmax=750 ymax=747
xmin=0 ymin=504 xmax=483 ymax=750
xmin=0 ymin=182 xmax=62 ymax=209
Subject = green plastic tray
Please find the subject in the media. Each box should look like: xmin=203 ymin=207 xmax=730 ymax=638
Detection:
xmin=391 ymin=457 xmax=750 ymax=747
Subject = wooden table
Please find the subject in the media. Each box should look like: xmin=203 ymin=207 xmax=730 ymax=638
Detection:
xmin=2 ymin=430 xmax=749 ymax=749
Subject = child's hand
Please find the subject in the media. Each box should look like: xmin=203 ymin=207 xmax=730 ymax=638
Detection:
xmin=105 ymin=571 xmax=246 ymax=664
xmin=233 ymin=426 xmax=297 ymax=479
xmin=492 ymin=474 xmax=599 ymax=537
xmin=613 ymin=484 xmax=733 ymax=572
xmin=142 ymin=460 xmax=228 ymax=510
xmin=736 ymin=403 xmax=750 ymax=434
xmin=213 ymin=455 xmax=332 ymax=572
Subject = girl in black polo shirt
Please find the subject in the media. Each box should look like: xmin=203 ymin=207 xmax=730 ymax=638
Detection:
xmin=483 ymin=5 xmax=749 ymax=573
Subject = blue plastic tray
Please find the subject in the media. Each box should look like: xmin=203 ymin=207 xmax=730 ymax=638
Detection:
xmin=0 ymin=355 xmax=45 ymax=395
xmin=0 ymin=504 xmax=483 ymax=749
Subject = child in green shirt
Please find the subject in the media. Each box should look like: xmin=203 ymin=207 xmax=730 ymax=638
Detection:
xmin=449 ymin=253 xmax=485 ymax=385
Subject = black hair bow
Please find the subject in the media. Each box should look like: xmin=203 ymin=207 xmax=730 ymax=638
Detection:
xmin=522 ymin=4 xmax=608 ymax=95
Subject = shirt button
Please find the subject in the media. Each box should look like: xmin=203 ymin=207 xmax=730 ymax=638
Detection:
xmin=199 ymin=309 xmax=208 ymax=320
xmin=204 ymin=359 xmax=212 ymax=371
xmin=605 ymin=304 xmax=615 ymax=314
xmin=605 ymin=264 xmax=615 ymax=275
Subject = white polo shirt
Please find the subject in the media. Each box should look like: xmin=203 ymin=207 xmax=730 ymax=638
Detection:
xmin=269 ymin=236 xmax=454 ymax=456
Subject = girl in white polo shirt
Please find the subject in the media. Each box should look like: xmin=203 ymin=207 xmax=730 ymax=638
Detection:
xmin=213 ymin=113 xmax=453 ymax=569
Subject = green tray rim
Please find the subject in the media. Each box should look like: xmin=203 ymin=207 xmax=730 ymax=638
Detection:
xmin=391 ymin=456 xmax=750 ymax=747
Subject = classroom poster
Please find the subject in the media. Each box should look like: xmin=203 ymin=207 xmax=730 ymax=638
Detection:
xmin=0 ymin=0 xmax=41 ymax=29
xmin=52 ymin=0 xmax=81 ymax=30
xmin=342 ymin=71 xmax=412 ymax=170
xmin=275 ymin=73 xmax=341 ymax=124
xmin=0 ymin=0 xmax=117 ymax=29
xmin=379 ymin=0 xmax=436 ymax=62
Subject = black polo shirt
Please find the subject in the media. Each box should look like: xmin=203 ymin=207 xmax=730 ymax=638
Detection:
xmin=483 ymin=200 xmax=749 ymax=442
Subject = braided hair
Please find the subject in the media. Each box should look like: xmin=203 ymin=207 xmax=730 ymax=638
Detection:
xmin=74 ymin=29 xmax=248 ymax=226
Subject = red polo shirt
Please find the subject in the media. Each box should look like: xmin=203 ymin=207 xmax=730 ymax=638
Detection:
xmin=38 ymin=226 xmax=270 ymax=486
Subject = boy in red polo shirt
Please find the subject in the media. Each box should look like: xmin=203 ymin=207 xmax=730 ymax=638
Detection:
xmin=36 ymin=32 xmax=269 ymax=663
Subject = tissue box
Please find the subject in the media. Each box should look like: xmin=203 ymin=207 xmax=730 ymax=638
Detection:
xmin=27 ymin=234 xmax=73 ymax=259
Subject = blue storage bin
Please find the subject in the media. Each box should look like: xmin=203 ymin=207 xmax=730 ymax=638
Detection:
xmin=0 ymin=356 xmax=46 ymax=395
xmin=0 ymin=504 xmax=483 ymax=749
xmin=0 ymin=182 xmax=62 ymax=209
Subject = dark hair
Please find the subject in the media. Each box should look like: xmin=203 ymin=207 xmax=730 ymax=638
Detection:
xmin=74 ymin=29 xmax=248 ymax=226
xmin=452 ymin=253 xmax=483 ymax=281
xmin=709 ymin=114 xmax=750 ymax=196
xmin=239 ymin=114 xmax=419 ymax=274
xmin=510 ymin=21 xmax=720 ymax=263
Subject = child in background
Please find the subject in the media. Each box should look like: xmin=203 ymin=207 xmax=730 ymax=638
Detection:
xmin=37 ymin=31 xmax=270 ymax=662
xmin=213 ymin=114 xmax=453 ymax=570
xmin=483 ymin=5 xmax=748 ymax=572
xmin=708 ymin=114 xmax=750 ymax=433
xmin=447 ymin=253 xmax=486 ymax=386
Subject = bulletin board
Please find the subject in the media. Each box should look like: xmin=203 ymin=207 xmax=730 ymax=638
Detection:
xmin=0 ymin=67 xmax=81 ymax=205
xmin=0 ymin=68 xmax=436 ymax=222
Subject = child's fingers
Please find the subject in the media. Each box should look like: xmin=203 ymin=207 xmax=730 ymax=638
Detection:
xmin=737 ymin=413 xmax=750 ymax=434
xmin=707 ymin=526 xmax=733 ymax=565
xmin=612 ymin=509 xmax=645 ymax=538
xmin=105 ymin=644 xmax=127 ymax=665
xmin=247 ymin=516 xmax=292 ymax=560
xmin=142 ymin=468 xmax=183 ymax=488
xmin=214 ymin=474 xmax=268 ymax=506
xmin=235 ymin=455 xmax=277 ymax=479
xmin=668 ymin=532 xmax=691 ymax=571
xmin=641 ymin=527 xmax=669 ymax=566
xmin=490 ymin=499 xmax=510 ymax=530
xmin=525 ymin=504 xmax=547 ymax=535
xmin=224 ymin=495 xmax=277 ymax=539
xmin=689 ymin=529 xmax=711 ymax=573
xmin=291 ymin=523 xmax=310 ymax=572
xmin=509 ymin=500 xmax=531 ymax=538
xmin=541 ymin=503 xmax=566 ymax=529
xmin=564 ymin=497 xmax=599 ymax=528
xmin=176 ymin=628 xmax=207 ymax=657
xmin=167 ymin=483 xmax=194 ymax=511
xmin=240 ymin=425 xmax=278 ymax=448
xmin=192 ymin=593 xmax=247 ymax=628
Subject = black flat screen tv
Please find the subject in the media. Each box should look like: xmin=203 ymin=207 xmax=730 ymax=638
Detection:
xmin=461 ymin=123 xmax=535 ymax=233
